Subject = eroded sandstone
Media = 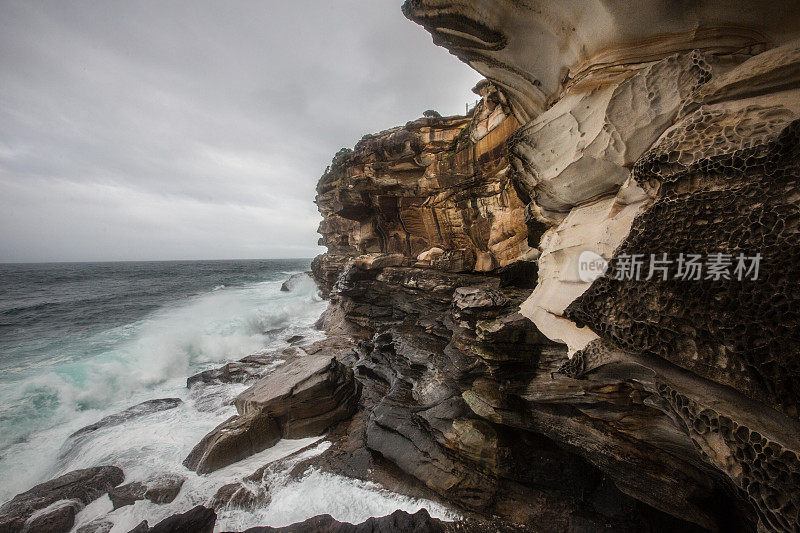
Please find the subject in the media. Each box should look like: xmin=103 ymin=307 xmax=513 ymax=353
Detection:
xmin=308 ymin=5 xmax=800 ymax=530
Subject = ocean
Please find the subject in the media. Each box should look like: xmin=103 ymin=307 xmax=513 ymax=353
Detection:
xmin=0 ymin=260 xmax=453 ymax=531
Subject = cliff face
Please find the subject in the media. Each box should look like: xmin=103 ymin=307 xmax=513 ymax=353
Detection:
xmin=313 ymin=3 xmax=800 ymax=531
xmin=312 ymin=81 xmax=533 ymax=297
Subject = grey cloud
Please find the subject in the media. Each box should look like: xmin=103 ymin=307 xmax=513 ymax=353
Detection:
xmin=0 ymin=0 xmax=481 ymax=262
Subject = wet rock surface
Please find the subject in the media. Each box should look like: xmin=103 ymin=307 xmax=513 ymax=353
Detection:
xmin=307 ymin=10 xmax=800 ymax=530
xmin=108 ymin=474 xmax=185 ymax=509
xmin=21 ymin=499 xmax=80 ymax=533
xmin=0 ymin=466 xmax=124 ymax=533
xmin=182 ymin=411 xmax=282 ymax=475
xmin=280 ymin=272 xmax=313 ymax=292
xmin=187 ymin=353 xmax=281 ymax=388
xmin=128 ymin=505 xmax=216 ymax=533
xmin=184 ymin=353 xmax=360 ymax=473
xmin=68 ymin=399 xmax=183 ymax=440
xmin=211 ymin=482 xmax=269 ymax=511
xmin=76 ymin=518 xmax=114 ymax=533
xmin=232 ymin=509 xmax=445 ymax=533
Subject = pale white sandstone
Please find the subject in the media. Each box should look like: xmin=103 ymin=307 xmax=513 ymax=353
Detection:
xmin=520 ymin=177 xmax=651 ymax=354
xmin=688 ymin=37 xmax=800 ymax=110
xmin=354 ymin=253 xmax=407 ymax=270
xmin=509 ymin=53 xmax=719 ymax=224
xmin=403 ymin=0 xmax=800 ymax=122
xmin=417 ymin=247 xmax=445 ymax=261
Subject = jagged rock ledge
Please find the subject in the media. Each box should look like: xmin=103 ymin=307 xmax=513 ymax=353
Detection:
xmin=3 ymin=2 xmax=799 ymax=532
xmin=306 ymin=2 xmax=800 ymax=530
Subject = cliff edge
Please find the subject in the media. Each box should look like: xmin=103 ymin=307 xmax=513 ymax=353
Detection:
xmin=311 ymin=2 xmax=800 ymax=531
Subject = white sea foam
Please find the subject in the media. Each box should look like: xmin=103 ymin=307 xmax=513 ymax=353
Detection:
xmin=0 ymin=271 xmax=458 ymax=530
xmin=0 ymin=275 xmax=325 ymax=501
xmin=71 ymin=438 xmax=327 ymax=533
xmin=215 ymin=469 xmax=459 ymax=531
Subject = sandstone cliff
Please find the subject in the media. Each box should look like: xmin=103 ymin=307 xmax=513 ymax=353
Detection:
xmin=311 ymin=2 xmax=800 ymax=531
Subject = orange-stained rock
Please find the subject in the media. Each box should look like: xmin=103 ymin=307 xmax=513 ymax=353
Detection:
xmin=314 ymin=80 xmax=533 ymax=296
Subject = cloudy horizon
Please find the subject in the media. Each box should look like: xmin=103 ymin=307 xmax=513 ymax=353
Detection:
xmin=0 ymin=1 xmax=482 ymax=263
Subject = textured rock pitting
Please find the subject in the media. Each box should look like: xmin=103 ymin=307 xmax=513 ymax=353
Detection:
xmin=309 ymin=4 xmax=800 ymax=531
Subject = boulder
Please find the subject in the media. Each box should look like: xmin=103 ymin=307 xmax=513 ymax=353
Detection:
xmin=109 ymin=481 xmax=147 ymax=510
xmin=234 ymin=353 xmax=360 ymax=439
xmin=108 ymin=474 xmax=186 ymax=509
xmin=0 ymin=466 xmax=124 ymax=533
xmin=187 ymin=353 xmax=277 ymax=388
xmin=182 ymin=414 xmax=281 ymax=475
xmin=280 ymin=272 xmax=313 ymax=292
xmin=146 ymin=506 xmax=215 ymax=533
xmin=76 ymin=518 xmax=114 ymax=533
xmin=21 ymin=499 xmax=80 ymax=533
xmin=211 ymin=482 xmax=269 ymax=511
xmin=184 ymin=354 xmax=359 ymax=473
xmin=143 ymin=474 xmax=186 ymax=504
xmin=285 ymin=335 xmax=304 ymax=345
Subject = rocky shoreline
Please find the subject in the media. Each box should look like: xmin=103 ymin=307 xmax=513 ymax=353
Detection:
xmin=3 ymin=1 xmax=800 ymax=532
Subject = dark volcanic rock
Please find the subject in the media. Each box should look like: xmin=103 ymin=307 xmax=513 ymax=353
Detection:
xmin=184 ymin=354 xmax=360 ymax=473
xmin=0 ymin=466 xmax=124 ymax=533
xmin=234 ymin=508 xmax=445 ymax=533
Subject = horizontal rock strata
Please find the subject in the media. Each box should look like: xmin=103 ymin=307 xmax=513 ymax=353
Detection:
xmin=309 ymin=4 xmax=800 ymax=530
xmin=7 ymin=4 xmax=797 ymax=533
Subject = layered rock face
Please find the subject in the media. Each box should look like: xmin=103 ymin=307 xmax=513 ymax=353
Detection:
xmin=312 ymin=3 xmax=800 ymax=531
xmin=312 ymin=79 xmax=534 ymax=297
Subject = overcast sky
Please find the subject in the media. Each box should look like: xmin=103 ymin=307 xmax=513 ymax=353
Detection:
xmin=0 ymin=1 xmax=481 ymax=262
